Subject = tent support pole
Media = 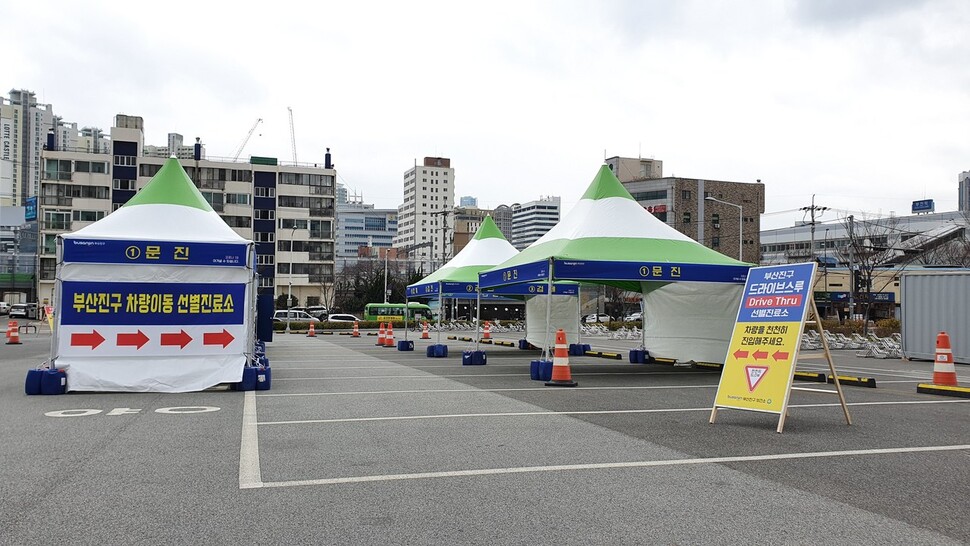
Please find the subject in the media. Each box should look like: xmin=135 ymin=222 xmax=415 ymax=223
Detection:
xmin=577 ymin=284 xmax=582 ymax=345
xmin=543 ymin=258 xmax=554 ymax=361
xmin=437 ymin=282 xmax=443 ymax=345
xmin=475 ymin=289 xmax=481 ymax=352
xmin=403 ymin=294 xmax=409 ymax=341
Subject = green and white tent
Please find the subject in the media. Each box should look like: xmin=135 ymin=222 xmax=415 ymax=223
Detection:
xmin=55 ymin=157 xmax=256 ymax=392
xmin=407 ymin=215 xmax=580 ymax=345
xmin=479 ymin=165 xmax=751 ymax=363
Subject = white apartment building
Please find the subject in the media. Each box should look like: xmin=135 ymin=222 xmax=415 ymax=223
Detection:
xmin=37 ymin=114 xmax=337 ymax=308
xmin=511 ymin=196 xmax=561 ymax=250
xmin=393 ymin=157 xmax=454 ymax=268
xmin=1 ymin=89 xmax=56 ymax=206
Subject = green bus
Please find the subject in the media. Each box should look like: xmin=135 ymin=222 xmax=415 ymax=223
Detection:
xmin=363 ymin=302 xmax=432 ymax=322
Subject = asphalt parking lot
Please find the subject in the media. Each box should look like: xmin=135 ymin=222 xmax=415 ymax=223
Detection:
xmin=2 ymin=326 xmax=968 ymax=544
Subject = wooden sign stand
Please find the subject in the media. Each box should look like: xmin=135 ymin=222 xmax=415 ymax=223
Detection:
xmin=776 ymin=297 xmax=852 ymax=433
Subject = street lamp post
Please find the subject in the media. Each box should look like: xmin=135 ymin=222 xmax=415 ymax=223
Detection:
xmin=705 ymin=196 xmax=743 ymax=261
xmin=823 ymin=228 xmax=830 ymax=318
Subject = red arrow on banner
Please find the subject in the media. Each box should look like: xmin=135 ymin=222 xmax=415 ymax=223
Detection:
xmin=733 ymin=349 xmax=749 ymax=359
xmin=71 ymin=330 xmax=105 ymax=349
xmin=203 ymin=329 xmax=234 ymax=348
xmin=160 ymin=330 xmax=193 ymax=349
xmin=117 ymin=330 xmax=150 ymax=349
xmin=772 ymin=350 xmax=789 ymax=361
xmin=752 ymin=350 xmax=769 ymax=360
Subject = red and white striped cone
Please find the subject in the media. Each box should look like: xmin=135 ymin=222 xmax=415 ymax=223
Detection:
xmin=352 ymin=320 xmax=360 ymax=337
xmin=933 ymin=331 xmax=959 ymax=386
xmin=376 ymin=322 xmax=386 ymax=346
xmin=384 ymin=322 xmax=395 ymax=347
xmin=421 ymin=321 xmax=430 ymax=340
xmin=6 ymin=321 xmax=22 ymax=345
xmin=545 ymin=329 xmax=577 ymax=387
xmin=306 ymin=322 xmax=316 ymax=337
xmin=482 ymin=321 xmax=491 ymax=340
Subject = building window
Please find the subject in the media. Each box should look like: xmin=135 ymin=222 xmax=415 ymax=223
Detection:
xmin=258 ymin=277 xmax=275 ymax=288
xmin=113 ymin=179 xmax=136 ymax=190
xmin=682 ymin=212 xmax=691 ymax=224
xmin=712 ymin=236 xmax=720 ymax=248
xmin=113 ymin=155 xmax=136 ymax=166
xmin=254 ymin=232 xmax=275 ymax=243
xmin=712 ymin=213 xmax=720 ymax=229
xmin=254 ymin=187 xmax=276 ymax=198
xmin=257 ymin=254 xmax=275 ymax=265
xmin=254 ymin=209 xmax=276 ymax=220
xmin=682 ymin=189 xmax=691 ymax=200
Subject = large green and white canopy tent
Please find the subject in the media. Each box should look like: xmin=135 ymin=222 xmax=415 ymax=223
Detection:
xmin=479 ymin=165 xmax=750 ymax=363
xmin=56 ymin=157 xmax=256 ymax=392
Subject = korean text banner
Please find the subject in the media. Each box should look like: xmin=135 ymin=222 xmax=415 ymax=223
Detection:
xmin=61 ymin=281 xmax=246 ymax=325
xmin=63 ymin=239 xmax=248 ymax=267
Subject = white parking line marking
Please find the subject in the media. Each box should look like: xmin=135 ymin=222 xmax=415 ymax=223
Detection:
xmin=239 ymin=390 xmax=263 ymax=489
xmin=271 ymin=371 xmax=700 ymax=381
xmin=252 ymin=444 xmax=970 ymax=488
xmin=256 ymin=399 xmax=970 ymax=426
xmin=257 ymin=384 xmax=720 ymax=397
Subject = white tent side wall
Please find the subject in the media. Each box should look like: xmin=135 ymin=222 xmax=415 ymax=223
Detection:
xmin=525 ymin=294 xmax=580 ymax=349
xmin=55 ymin=242 xmax=254 ymax=393
xmin=642 ymin=282 xmax=743 ymax=363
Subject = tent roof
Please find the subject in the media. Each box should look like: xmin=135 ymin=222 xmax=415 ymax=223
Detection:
xmin=65 ymin=157 xmax=248 ymax=243
xmin=410 ymin=215 xmax=517 ymax=287
xmin=479 ymin=165 xmax=749 ymax=290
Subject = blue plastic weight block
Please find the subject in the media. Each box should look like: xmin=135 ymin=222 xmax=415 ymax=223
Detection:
xmin=25 ymin=369 xmax=43 ymax=395
xmin=397 ymin=340 xmax=414 ymax=351
xmin=255 ymin=366 xmax=272 ymax=391
xmin=530 ymin=360 xmax=541 ymax=380
xmin=538 ymin=360 xmax=553 ymax=382
xmin=462 ymin=350 xmax=486 ymax=365
xmin=40 ymin=369 xmax=67 ymax=395
xmin=237 ymin=367 xmax=257 ymax=391
xmin=435 ymin=344 xmax=448 ymax=358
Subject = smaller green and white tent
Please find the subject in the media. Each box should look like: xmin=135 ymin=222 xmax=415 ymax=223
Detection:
xmin=407 ymin=216 xmax=580 ymax=345
xmin=480 ymin=165 xmax=751 ymax=363
xmin=56 ymin=157 xmax=256 ymax=392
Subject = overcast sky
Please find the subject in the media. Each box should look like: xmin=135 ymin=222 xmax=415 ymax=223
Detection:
xmin=7 ymin=0 xmax=969 ymax=230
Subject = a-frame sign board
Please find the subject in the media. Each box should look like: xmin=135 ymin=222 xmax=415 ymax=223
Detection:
xmin=710 ymin=262 xmax=851 ymax=433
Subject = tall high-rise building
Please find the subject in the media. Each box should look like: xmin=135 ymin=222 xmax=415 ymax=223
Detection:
xmin=394 ymin=157 xmax=455 ymax=268
xmin=959 ymin=171 xmax=970 ymax=212
xmin=491 ymin=204 xmax=513 ymax=241
xmin=1 ymin=89 xmax=56 ymax=206
xmin=511 ymin=196 xmax=560 ymax=250
xmin=459 ymin=195 xmax=478 ymax=208
xmin=37 ymin=114 xmax=337 ymax=308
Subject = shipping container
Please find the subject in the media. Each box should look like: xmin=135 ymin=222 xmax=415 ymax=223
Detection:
xmin=900 ymin=270 xmax=970 ymax=364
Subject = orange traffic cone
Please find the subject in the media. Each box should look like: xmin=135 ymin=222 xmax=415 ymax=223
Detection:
xmin=352 ymin=320 xmax=360 ymax=337
xmin=932 ymin=332 xmax=959 ymax=386
xmin=6 ymin=321 xmax=21 ymax=345
xmin=307 ymin=321 xmax=316 ymax=337
xmin=376 ymin=323 xmax=386 ymax=346
xmin=421 ymin=320 xmax=430 ymax=340
xmin=483 ymin=321 xmax=491 ymax=340
xmin=545 ymin=329 xmax=577 ymax=387
xmin=384 ymin=323 xmax=395 ymax=347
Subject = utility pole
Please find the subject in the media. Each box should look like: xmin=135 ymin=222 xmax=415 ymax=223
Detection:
xmin=847 ymin=214 xmax=855 ymax=322
xmin=800 ymin=194 xmax=830 ymax=262
xmin=429 ymin=209 xmax=452 ymax=269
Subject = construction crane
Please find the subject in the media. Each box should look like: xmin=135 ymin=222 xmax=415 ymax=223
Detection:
xmin=288 ymin=107 xmax=297 ymax=163
xmin=231 ymin=118 xmax=262 ymax=161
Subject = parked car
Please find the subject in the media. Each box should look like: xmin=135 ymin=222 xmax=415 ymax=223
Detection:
xmin=306 ymin=306 xmax=329 ymax=319
xmin=624 ymin=312 xmax=642 ymax=322
xmin=325 ymin=313 xmax=360 ymax=323
xmin=9 ymin=303 xmax=37 ymax=320
xmin=272 ymin=310 xmax=320 ymax=323
xmin=584 ymin=313 xmax=612 ymax=324
xmin=0 ymin=302 xmax=9 ymax=315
